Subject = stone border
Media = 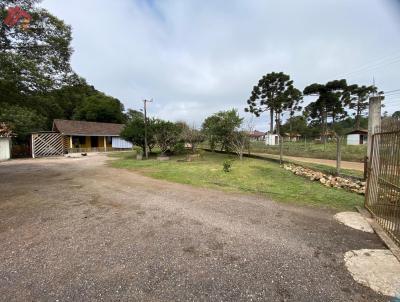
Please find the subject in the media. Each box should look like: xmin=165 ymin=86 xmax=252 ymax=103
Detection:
xmin=284 ymin=164 xmax=365 ymax=194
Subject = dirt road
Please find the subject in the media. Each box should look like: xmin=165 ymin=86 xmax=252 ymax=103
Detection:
xmin=253 ymin=153 xmax=364 ymax=172
xmin=0 ymin=154 xmax=386 ymax=301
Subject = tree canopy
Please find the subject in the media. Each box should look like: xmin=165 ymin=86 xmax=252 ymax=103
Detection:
xmin=73 ymin=93 xmax=125 ymax=123
xmin=0 ymin=2 xmax=126 ymax=141
xmin=202 ymin=109 xmax=243 ymax=151
xmin=1 ymin=0 xmax=74 ymax=93
xmin=303 ymin=79 xmax=349 ymax=141
xmin=245 ymin=72 xmax=302 ymax=134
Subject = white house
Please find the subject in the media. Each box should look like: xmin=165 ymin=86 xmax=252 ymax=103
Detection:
xmin=346 ymin=129 xmax=368 ymax=145
xmin=265 ymin=132 xmax=279 ymax=146
xmin=0 ymin=137 xmax=11 ymax=161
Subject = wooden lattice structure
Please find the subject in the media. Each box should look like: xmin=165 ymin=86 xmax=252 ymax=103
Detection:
xmin=32 ymin=132 xmax=64 ymax=158
xmin=366 ymin=118 xmax=400 ymax=247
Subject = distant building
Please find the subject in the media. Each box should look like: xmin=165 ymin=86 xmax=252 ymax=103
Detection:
xmin=0 ymin=137 xmax=11 ymax=161
xmin=265 ymin=132 xmax=279 ymax=146
xmin=0 ymin=122 xmax=12 ymax=161
xmin=283 ymin=133 xmax=301 ymax=142
xmin=31 ymin=119 xmax=133 ymax=158
xmin=346 ymin=129 xmax=368 ymax=145
xmin=249 ymin=130 xmax=266 ymax=141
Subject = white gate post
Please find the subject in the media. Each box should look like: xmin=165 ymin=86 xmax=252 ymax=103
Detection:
xmin=367 ymin=96 xmax=382 ymax=159
xmin=32 ymin=134 xmax=36 ymax=158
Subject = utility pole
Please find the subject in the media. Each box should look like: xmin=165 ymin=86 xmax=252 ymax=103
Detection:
xmin=143 ymin=99 xmax=153 ymax=159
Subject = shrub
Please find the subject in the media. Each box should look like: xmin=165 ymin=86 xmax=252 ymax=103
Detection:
xmin=133 ymin=146 xmax=143 ymax=154
xmin=197 ymin=149 xmax=206 ymax=159
xmin=173 ymin=142 xmax=187 ymax=155
xmin=223 ymin=159 xmax=233 ymax=172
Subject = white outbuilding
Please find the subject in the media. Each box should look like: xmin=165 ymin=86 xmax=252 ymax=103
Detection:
xmin=0 ymin=122 xmax=12 ymax=161
xmin=265 ymin=133 xmax=279 ymax=146
xmin=0 ymin=137 xmax=11 ymax=161
xmin=346 ymin=129 xmax=368 ymax=145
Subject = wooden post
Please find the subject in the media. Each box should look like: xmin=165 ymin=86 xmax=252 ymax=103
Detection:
xmin=336 ymin=134 xmax=341 ymax=175
xmin=104 ymin=136 xmax=107 ymax=152
xmin=69 ymin=136 xmax=73 ymax=149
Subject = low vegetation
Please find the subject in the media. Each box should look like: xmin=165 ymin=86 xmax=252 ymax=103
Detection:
xmin=250 ymin=140 xmax=367 ymax=162
xmin=110 ymin=152 xmax=363 ymax=211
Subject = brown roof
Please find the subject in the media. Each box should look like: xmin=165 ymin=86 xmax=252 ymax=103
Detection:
xmin=249 ymin=130 xmax=266 ymax=138
xmin=53 ymin=119 xmax=124 ymax=136
xmin=346 ymin=129 xmax=368 ymax=135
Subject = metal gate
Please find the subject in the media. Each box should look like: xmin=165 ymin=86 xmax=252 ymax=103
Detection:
xmin=32 ymin=132 xmax=64 ymax=158
xmin=366 ymin=120 xmax=400 ymax=246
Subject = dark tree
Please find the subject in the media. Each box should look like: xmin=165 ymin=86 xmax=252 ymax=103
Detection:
xmin=347 ymin=85 xmax=380 ymax=129
xmin=1 ymin=0 xmax=74 ymax=93
xmin=245 ymin=72 xmax=302 ymax=134
xmin=73 ymin=93 xmax=125 ymax=123
xmin=202 ymin=109 xmax=243 ymax=151
xmin=120 ymin=117 xmax=156 ymax=153
xmin=303 ymin=79 xmax=348 ymax=143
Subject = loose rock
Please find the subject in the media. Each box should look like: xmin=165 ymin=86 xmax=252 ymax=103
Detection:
xmin=283 ymin=164 xmax=366 ymax=195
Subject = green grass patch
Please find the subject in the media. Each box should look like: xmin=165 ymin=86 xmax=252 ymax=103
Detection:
xmin=109 ymin=152 xmax=363 ymax=211
xmin=249 ymin=140 xmax=367 ymax=162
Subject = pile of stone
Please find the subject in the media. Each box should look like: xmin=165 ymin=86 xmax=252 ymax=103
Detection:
xmin=283 ymin=164 xmax=366 ymax=195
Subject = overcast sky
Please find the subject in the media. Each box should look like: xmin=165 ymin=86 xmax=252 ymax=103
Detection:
xmin=42 ymin=0 xmax=400 ymax=130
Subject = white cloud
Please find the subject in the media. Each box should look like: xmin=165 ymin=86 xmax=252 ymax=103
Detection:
xmin=42 ymin=0 xmax=400 ymax=130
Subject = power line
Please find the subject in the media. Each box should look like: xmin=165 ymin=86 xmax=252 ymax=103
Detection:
xmin=327 ymin=48 xmax=400 ymax=81
xmin=384 ymin=88 xmax=400 ymax=94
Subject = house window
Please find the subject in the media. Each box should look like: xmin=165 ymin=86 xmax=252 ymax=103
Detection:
xmin=106 ymin=136 xmax=112 ymax=144
xmin=72 ymin=136 xmax=86 ymax=147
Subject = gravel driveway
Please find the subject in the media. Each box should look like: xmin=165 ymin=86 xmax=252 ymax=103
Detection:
xmin=0 ymin=154 xmax=387 ymax=301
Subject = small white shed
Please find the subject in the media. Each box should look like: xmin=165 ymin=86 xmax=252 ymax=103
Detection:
xmin=346 ymin=130 xmax=368 ymax=145
xmin=0 ymin=137 xmax=11 ymax=161
xmin=265 ymin=133 xmax=279 ymax=146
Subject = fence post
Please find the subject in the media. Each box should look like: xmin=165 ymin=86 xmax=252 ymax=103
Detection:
xmin=363 ymin=156 xmax=368 ymax=180
xmin=367 ymin=96 xmax=382 ymax=159
xmin=336 ymin=134 xmax=341 ymax=175
xmin=366 ymin=96 xmax=382 ymax=208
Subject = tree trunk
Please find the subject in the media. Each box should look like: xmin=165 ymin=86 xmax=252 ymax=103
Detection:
xmin=322 ymin=110 xmax=327 ymax=150
xmin=270 ymin=109 xmax=274 ymax=133
xmin=276 ymin=113 xmax=283 ymax=165
xmin=355 ymin=101 xmax=361 ymax=129
xmin=336 ymin=134 xmax=341 ymax=175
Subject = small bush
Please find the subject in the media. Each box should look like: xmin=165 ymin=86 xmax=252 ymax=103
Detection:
xmin=132 ymin=146 xmax=143 ymax=155
xmin=197 ymin=149 xmax=206 ymax=159
xmin=223 ymin=159 xmax=233 ymax=172
xmin=173 ymin=142 xmax=187 ymax=155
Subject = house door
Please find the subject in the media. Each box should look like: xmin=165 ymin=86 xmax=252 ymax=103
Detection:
xmin=91 ymin=136 xmax=98 ymax=148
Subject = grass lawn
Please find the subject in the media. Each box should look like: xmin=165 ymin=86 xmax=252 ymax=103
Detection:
xmin=251 ymin=154 xmax=364 ymax=179
xmin=250 ymin=140 xmax=367 ymax=162
xmin=109 ymin=152 xmax=363 ymax=211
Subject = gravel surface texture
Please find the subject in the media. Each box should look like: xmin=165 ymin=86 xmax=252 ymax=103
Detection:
xmin=0 ymin=154 xmax=388 ymax=301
